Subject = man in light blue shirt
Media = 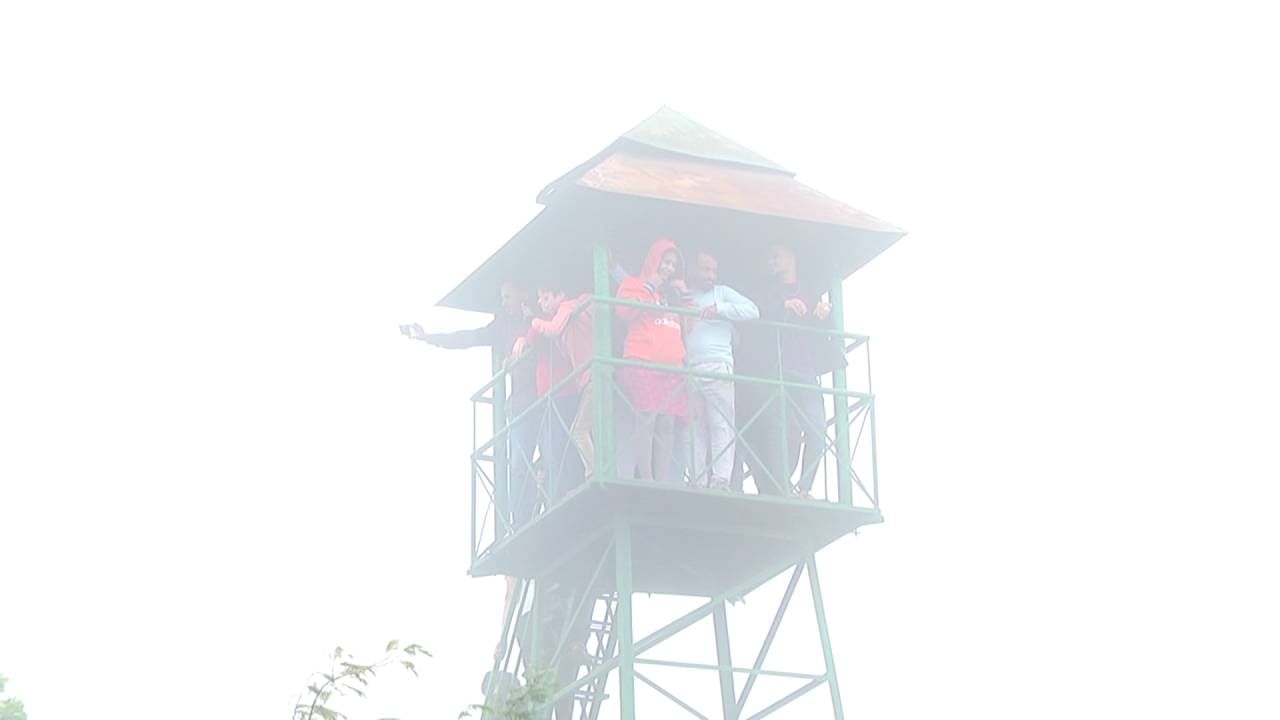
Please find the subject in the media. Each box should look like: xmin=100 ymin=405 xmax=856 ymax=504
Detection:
xmin=685 ymin=249 xmax=760 ymax=489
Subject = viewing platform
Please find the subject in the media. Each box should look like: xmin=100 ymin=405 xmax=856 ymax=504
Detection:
xmin=472 ymin=478 xmax=882 ymax=597
xmin=465 ymin=291 xmax=884 ymax=600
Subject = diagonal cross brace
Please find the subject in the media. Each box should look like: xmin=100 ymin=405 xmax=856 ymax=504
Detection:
xmin=541 ymin=554 xmax=804 ymax=712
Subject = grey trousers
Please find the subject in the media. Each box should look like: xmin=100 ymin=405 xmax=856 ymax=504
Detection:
xmin=688 ymin=361 xmax=737 ymax=489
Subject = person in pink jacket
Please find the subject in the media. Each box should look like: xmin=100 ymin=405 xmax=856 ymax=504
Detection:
xmin=615 ymin=238 xmax=690 ymax=483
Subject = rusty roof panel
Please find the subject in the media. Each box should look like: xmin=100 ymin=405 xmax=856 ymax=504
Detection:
xmin=575 ymin=150 xmax=903 ymax=235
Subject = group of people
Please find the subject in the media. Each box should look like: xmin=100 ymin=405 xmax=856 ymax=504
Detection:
xmin=405 ymin=238 xmax=848 ymax=532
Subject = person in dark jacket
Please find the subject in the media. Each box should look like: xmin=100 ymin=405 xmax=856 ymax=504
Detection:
xmin=763 ymin=242 xmax=847 ymax=497
xmin=732 ymin=244 xmax=846 ymax=497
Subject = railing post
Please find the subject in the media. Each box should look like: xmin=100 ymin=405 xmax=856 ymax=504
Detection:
xmin=492 ymin=349 xmax=509 ymax=540
xmin=776 ymin=327 xmax=790 ymax=495
xmin=592 ymin=240 xmax=616 ymax=484
xmin=830 ymin=281 xmax=853 ymax=506
xmin=471 ymin=398 xmax=478 ymax=564
xmin=867 ymin=338 xmax=879 ymax=510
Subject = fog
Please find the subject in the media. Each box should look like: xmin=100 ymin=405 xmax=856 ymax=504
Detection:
xmin=2 ymin=1 xmax=1278 ymax=718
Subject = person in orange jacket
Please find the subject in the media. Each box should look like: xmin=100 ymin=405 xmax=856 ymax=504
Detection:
xmin=615 ymin=238 xmax=690 ymax=483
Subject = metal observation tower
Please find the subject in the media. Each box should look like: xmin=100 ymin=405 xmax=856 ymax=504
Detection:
xmin=439 ymin=108 xmax=904 ymax=719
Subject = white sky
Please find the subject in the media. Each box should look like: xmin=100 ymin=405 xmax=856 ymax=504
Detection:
xmin=2 ymin=1 xmax=1278 ymax=718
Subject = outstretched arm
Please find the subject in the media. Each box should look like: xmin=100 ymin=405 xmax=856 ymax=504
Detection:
xmin=426 ymin=322 xmax=496 ymax=349
xmin=402 ymin=320 xmax=496 ymax=348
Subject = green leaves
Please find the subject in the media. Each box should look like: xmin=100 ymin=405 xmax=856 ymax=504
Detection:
xmin=339 ymin=661 xmax=374 ymax=677
xmin=310 ymin=705 xmax=344 ymax=720
xmin=461 ymin=667 xmax=555 ymax=720
xmin=294 ymin=640 xmax=429 ymax=720
xmin=0 ymin=673 xmax=26 ymax=720
xmin=0 ymin=699 xmax=26 ymax=720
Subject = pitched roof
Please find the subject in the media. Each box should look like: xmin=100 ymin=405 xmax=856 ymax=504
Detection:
xmin=439 ymin=108 xmax=905 ymax=313
xmin=537 ymin=107 xmax=900 ymax=236
xmin=620 ymin=106 xmax=791 ymax=173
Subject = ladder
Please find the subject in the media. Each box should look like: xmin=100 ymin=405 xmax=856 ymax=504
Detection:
xmin=575 ymin=592 xmax=618 ymax=720
xmin=484 ymin=582 xmax=619 ymax=720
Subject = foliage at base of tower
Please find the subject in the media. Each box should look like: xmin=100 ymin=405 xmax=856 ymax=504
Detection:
xmin=292 ymin=640 xmax=429 ymax=720
xmin=0 ymin=674 xmax=28 ymax=720
xmin=459 ymin=667 xmax=555 ymax=720
xmin=0 ymin=699 xmax=25 ymax=720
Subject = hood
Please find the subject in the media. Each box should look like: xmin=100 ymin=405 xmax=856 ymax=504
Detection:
xmin=640 ymin=237 xmax=681 ymax=282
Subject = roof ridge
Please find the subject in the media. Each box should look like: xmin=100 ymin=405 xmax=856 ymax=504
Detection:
xmin=621 ymin=106 xmax=792 ymax=174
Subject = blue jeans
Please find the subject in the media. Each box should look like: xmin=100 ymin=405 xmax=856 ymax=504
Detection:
xmin=542 ymin=392 xmax=585 ymax=502
xmin=508 ymin=404 xmax=541 ymax=530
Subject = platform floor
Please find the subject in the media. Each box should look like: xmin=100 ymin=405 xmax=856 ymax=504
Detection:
xmin=471 ymin=481 xmax=882 ymax=597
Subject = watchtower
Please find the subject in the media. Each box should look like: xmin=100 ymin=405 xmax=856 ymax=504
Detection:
xmin=441 ymin=108 xmax=904 ymax=719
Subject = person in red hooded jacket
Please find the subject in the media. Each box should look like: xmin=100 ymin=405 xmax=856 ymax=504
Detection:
xmin=615 ymin=238 xmax=690 ymax=484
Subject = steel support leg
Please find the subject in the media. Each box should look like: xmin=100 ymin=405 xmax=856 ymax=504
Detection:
xmin=807 ymin=556 xmax=844 ymax=720
xmin=615 ymin=523 xmax=635 ymax=720
xmin=712 ymin=602 xmax=737 ymax=720
xmin=737 ymin=564 xmax=803 ymax=716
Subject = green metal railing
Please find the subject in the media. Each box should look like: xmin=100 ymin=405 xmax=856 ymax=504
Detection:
xmin=468 ymin=293 xmax=880 ymax=566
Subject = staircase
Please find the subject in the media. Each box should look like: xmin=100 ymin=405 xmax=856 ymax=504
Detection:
xmin=576 ymin=592 xmax=617 ymax=720
xmin=484 ymin=581 xmax=619 ymax=720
